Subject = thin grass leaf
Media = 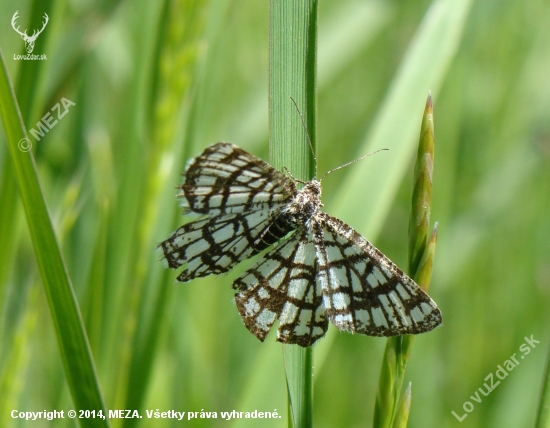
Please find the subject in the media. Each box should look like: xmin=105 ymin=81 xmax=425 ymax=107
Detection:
xmin=269 ymin=1 xmax=318 ymax=427
xmin=0 ymin=164 xmax=19 ymax=296
xmin=0 ymin=48 xmax=109 ymax=427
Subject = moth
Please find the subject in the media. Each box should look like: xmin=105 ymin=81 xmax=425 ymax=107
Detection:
xmin=158 ymin=141 xmax=442 ymax=347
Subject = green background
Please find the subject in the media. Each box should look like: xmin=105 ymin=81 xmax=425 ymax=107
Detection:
xmin=0 ymin=0 xmax=549 ymax=427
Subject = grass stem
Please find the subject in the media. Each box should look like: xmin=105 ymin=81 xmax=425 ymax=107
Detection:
xmin=269 ymin=1 xmax=318 ymax=426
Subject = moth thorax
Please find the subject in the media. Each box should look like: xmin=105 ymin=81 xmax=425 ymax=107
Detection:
xmin=291 ymin=180 xmax=322 ymax=221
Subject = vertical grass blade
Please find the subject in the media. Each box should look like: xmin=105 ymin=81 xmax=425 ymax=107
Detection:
xmin=282 ymin=349 xmax=314 ymax=428
xmin=270 ymin=0 xmax=318 ymax=179
xmin=269 ymin=1 xmax=318 ymax=427
xmin=0 ymin=48 xmax=109 ymax=428
xmin=373 ymin=94 xmax=437 ymax=428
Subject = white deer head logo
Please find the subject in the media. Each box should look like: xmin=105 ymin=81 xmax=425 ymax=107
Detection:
xmin=11 ymin=11 xmax=49 ymax=54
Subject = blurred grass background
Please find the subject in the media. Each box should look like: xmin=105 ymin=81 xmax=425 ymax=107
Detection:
xmin=1 ymin=0 xmax=549 ymax=427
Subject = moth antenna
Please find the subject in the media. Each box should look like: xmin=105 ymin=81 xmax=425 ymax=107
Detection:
xmin=290 ymin=97 xmax=318 ymax=179
xmin=284 ymin=166 xmax=307 ymax=185
xmin=319 ymin=148 xmax=389 ymax=182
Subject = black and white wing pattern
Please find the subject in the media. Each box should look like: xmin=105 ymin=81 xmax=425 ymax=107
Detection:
xmin=179 ymin=142 xmax=295 ymax=216
xmin=233 ymin=228 xmax=328 ymax=348
xmin=313 ymin=213 xmax=441 ymax=336
xmin=159 ymin=143 xmax=442 ymax=347
xmin=159 ymin=143 xmax=296 ymax=281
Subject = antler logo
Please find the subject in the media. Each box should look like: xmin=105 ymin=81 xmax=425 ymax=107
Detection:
xmin=11 ymin=11 xmax=49 ymax=54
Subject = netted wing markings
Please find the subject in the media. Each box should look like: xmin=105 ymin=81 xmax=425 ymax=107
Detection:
xmin=181 ymin=143 xmax=295 ymax=215
xmin=160 ymin=209 xmax=295 ymax=281
xmin=233 ymin=228 xmax=328 ymax=347
xmin=313 ymin=213 xmax=441 ymax=337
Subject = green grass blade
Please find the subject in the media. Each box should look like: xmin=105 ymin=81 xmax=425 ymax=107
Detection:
xmin=0 ymin=48 xmax=109 ymax=428
xmin=283 ymin=348 xmax=314 ymax=428
xmin=0 ymin=163 xmax=19 ymax=293
xmin=270 ymin=1 xmax=318 ymax=427
xmin=269 ymin=1 xmax=318 ymax=179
